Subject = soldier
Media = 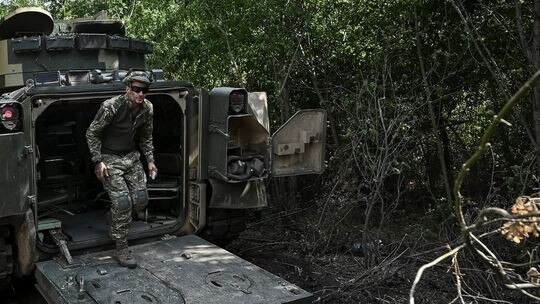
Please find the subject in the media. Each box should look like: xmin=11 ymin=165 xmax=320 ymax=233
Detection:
xmin=86 ymin=70 xmax=157 ymax=268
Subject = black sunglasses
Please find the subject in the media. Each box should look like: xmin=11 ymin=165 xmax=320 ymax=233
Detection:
xmin=130 ymin=85 xmax=149 ymax=94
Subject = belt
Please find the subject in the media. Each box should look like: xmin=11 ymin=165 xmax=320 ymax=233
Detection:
xmin=101 ymin=147 xmax=134 ymax=157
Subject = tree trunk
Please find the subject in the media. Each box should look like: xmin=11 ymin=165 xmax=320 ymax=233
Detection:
xmin=414 ymin=9 xmax=453 ymax=204
xmin=533 ymin=0 xmax=540 ymax=177
xmin=310 ymin=70 xmax=339 ymax=146
xmin=451 ymin=0 xmax=520 ymax=166
xmin=516 ymin=0 xmax=540 ymax=178
xmin=280 ymin=78 xmax=291 ymax=123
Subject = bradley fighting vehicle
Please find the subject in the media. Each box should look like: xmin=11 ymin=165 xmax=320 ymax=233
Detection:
xmin=0 ymin=7 xmax=326 ymax=304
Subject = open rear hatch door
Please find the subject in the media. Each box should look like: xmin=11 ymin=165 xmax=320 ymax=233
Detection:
xmin=272 ymin=109 xmax=327 ymax=177
xmin=35 ymin=235 xmax=312 ymax=304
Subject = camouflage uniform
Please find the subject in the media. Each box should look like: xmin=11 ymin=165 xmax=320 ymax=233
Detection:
xmin=86 ymin=94 xmax=154 ymax=243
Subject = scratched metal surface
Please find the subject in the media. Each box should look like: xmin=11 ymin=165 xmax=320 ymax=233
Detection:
xmin=35 ymin=234 xmax=312 ymax=304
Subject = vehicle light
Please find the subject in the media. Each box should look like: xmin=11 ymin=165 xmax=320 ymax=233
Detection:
xmin=2 ymin=108 xmax=13 ymax=119
xmin=1 ymin=105 xmax=20 ymax=131
xmin=229 ymin=91 xmax=246 ymax=114
xmin=1 ymin=106 xmax=17 ymax=120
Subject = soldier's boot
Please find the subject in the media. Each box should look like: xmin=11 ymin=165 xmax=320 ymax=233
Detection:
xmin=115 ymin=240 xmax=137 ymax=268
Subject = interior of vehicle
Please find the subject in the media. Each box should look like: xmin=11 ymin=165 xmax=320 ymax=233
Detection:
xmin=33 ymin=93 xmax=184 ymax=251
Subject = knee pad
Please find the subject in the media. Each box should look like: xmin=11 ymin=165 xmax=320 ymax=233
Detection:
xmin=132 ymin=189 xmax=149 ymax=212
xmin=112 ymin=194 xmax=132 ymax=212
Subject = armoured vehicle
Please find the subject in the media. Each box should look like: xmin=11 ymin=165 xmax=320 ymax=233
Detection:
xmin=0 ymin=7 xmax=326 ymax=304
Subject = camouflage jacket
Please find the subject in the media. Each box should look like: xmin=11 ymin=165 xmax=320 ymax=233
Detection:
xmin=86 ymin=94 xmax=154 ymax=164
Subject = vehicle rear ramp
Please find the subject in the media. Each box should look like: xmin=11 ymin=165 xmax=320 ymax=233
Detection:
xmin=35 ymin=235 xmax=312 ymax=304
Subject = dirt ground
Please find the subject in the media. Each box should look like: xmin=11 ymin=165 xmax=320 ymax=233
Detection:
xmin=223 ymin=221 xmax=459 ymax=303
xmin=221 ymin=207 xmax=536 ymax=304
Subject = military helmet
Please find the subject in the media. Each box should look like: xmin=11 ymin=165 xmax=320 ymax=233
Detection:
xmin=123 ymin=70 xmax=153 ymax=86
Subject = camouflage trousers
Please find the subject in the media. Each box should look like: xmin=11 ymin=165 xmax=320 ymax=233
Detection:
xmin=101 ymin=150 xmax=148 ymax=242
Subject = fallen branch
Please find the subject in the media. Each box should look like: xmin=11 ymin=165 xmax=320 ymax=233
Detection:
xmin=409 ymin=243 xmax=466 ymax=304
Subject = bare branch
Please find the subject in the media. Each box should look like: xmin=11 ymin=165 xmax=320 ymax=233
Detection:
xmin=454 ymin=70 xmax=540 ymax=232
xmin=409 ymin=243 xmax=466 ymax=304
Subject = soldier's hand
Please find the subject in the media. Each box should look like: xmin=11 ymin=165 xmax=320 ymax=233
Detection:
xmin=95 ymin=162 xmax=109 ymax=182
xmin=148 ymin=162 xmax=157 ymax=180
